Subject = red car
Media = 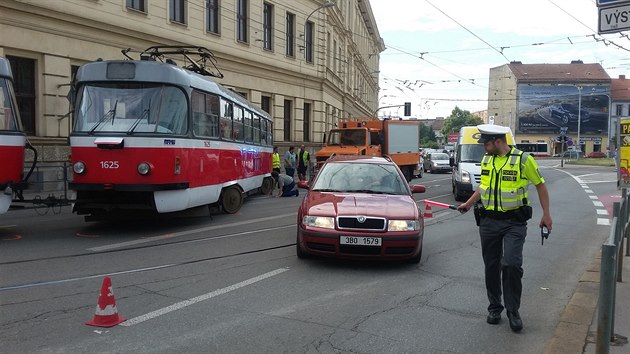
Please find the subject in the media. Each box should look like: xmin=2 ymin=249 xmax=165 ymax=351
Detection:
xmin=296 ymin=155 xmax=426 ymax=263
xmin=585 ymin=152 xmax=607 ymax=158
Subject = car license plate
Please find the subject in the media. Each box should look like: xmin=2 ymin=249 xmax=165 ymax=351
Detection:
xmin=340 ymin=236 xmax=382 ymax=246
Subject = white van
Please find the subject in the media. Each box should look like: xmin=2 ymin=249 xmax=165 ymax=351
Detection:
xmin=450 ymin=126 xmax=515 ymax=201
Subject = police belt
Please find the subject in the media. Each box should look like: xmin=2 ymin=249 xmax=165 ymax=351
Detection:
xmin=480 ymin=208 xmax=520 ymax=220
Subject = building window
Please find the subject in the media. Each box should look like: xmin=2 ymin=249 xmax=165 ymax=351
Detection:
xmin=261 ymin=95 xmax=271 ymax=114
xmin=237 ymin=0 xmax=248 ymax=43
xmin=207 ymin=0 xmax=219 ymax=34
xmin=284 ymin=99 xmax=292 ymax=141
xmin=263 ymin=3 xmax=273 ymax=50
xmin=170 ymin=0 xmax=186 ymax=24
xmin=616 ymin=104 xmax=623 ymax=116
xmin=305 ymin=21 xmax=314 ymax=63
xmin=7 ymin=56 xmax=36 ymax=135
xmin=286 ymin=12 xmax=295 ymax=57
xmin=126 ymin=0 xmax=146 ymax=12
xmin=303 ymin=103 xmax=311 ymax=142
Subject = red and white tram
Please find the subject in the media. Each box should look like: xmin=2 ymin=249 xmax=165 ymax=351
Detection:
xmin=69 ymin=47 xmax=275 ymax=220
xmin=0 ymin=57 xmax=27 ymax=214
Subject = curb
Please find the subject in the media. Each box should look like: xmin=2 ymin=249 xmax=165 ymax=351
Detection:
xmin=543 ymin=253 xmax=601 ymax=354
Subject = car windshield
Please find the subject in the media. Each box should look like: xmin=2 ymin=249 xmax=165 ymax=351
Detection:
xmin=458 ymin=144 xmax=485 ymax=162
xmin=431 ymin=153 xmax=450 ymax=160
xmin=312 ymin=162 xmax=408 ymax=195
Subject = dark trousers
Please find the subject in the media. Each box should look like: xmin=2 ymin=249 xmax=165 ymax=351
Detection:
xmin=281 ymin=181 xmax=297 ymax=197
xmin=479 ymin=217 xmax=527 ymax=313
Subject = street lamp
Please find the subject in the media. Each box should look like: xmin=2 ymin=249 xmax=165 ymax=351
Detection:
xmin=558 ymin=84 xmax=583 ymax=151
xmin=304 ymin=1 xmax=335 ymax=62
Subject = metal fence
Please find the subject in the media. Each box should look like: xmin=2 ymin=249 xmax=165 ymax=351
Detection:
xmin=597 ymin=189 xmax=630 ymax=353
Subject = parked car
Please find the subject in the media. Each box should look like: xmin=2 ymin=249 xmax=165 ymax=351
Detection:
xmin=559 ymin=150 xmax=584 ymax=159
xmin=585 ymin=151 xmax=607 ymax=158
xmin=423 ymin=152 xmax=452 ymax=173
xmin=296 ymin=155 xmax=426 ymax=263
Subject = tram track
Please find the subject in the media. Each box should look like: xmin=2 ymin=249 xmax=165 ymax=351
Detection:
xmin=0 ymin=224 xmax=296 ymax=266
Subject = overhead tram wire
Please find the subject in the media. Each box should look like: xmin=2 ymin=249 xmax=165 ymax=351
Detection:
xmin=547 ymin=0 xmax=630 ymax=52
xmin=424 ymin=0 xmax=511 ymax=62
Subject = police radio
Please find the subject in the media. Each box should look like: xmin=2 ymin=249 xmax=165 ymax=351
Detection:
xmin=541 ymin=226 xmax=550 ymax=245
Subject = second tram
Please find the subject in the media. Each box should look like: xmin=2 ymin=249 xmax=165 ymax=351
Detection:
xmin=0 ymin=57 xmax=27 ymax=214
xmin=69 ymin=47 xmax=275 ymax=220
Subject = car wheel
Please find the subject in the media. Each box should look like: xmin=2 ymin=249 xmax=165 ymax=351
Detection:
xmin=562 ymin=114 xmax=569 ymax=125
xmin=296 ymin=239 xmax=310 ymax=259
xmin=407 ymin=246 xmax=422 ymax=263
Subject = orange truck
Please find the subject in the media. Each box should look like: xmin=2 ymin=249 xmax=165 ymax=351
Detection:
xmin=315 ymin=118 xmax=421 ymax=181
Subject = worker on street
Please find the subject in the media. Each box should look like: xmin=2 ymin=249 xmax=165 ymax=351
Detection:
xmin=271 ymin=171 xmax=299 ymax=197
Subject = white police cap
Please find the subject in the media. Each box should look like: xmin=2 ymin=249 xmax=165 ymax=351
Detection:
xmin=477 ymin=124 xmax=510 ymax=143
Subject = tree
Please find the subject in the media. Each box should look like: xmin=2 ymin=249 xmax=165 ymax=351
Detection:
xmin=418 ymin=122 xmax=438 ymax=148
xmin=441 ymin=106 xmax=484 ymax=136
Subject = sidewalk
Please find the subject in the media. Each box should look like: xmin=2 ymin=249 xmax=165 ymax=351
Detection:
xmin=543 ymin=248 xmax=629 ymax=354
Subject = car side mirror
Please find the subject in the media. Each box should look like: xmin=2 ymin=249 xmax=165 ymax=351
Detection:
xmin=297 ymin=180 xmax=310 ymax=189
xmin=410 ymin=185 xmax=425 ymax=193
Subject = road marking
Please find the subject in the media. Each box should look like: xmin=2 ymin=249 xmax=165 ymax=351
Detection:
xmin=597 ymin=218 xmax=611 ymax=226
xmin=88 ymin=213 xmax=297 ymax=252
xmin=597 ymin=209 xmax=608 ymax=215
xmin=120 ymin=268 xmax=289 ymax=327
xmin=592 ymin=201 xmax=604 ymax=207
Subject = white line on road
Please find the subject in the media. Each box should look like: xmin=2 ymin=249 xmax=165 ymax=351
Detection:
xmin=88 ymin=212 xmax=297 ymax=252
xmin=120 ymin=268 xmax=290 ymax=327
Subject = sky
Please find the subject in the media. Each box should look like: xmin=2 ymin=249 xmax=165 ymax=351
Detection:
xmin=368 ymin=0 xmax=629 ymax=119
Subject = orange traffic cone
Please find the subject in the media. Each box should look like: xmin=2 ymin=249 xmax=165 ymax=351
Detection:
xmin=86 ymin=276 xmax=126 ymax=327
xmin=423 ymin=203 xmax=433 ymax=218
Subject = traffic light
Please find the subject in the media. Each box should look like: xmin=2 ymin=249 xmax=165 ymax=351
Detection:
xmin=404 ymin=102 xmax=411 ymax=116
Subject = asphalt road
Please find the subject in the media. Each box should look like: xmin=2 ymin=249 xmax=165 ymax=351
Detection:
xmin=0 ymin=161 xmax=617 ymax=353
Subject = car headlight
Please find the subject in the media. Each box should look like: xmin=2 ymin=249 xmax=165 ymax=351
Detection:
xmin=73 ymin=161 xmax=86 ymax=174
xmin=302 ymin=216 xmax=335 ymax=229
xmin=388 ymin=220 xmax=418 ymax=231
xmin=461 ymin=169 xmax=471 ymax=183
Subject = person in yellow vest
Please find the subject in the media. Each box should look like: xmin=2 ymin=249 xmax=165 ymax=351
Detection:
xmin=272 ymin=146 xmax=281 ymax=174
xmin=457 ymin=124 xmax=552 ymax=333
xmin=297 ymin=144 xmax=310 ymax=181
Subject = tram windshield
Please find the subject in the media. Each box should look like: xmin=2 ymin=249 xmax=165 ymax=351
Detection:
xmin=74 ymin=83 xmax=188 ymax=134
xmin=0 ymin=78 xmax=21 ymax=131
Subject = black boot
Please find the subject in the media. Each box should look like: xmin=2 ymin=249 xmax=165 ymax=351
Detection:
xmin=507 ymin=311 xmax=523 ymax=332
xmin=486 ymin=311 xmax=501 ymax=325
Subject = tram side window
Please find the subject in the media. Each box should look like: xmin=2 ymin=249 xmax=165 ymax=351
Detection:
xmin=192 ymin=91 xmax=219 ymax=138
xmin=233 ymin=106 xmax=244 ymax=141
xmin=220 ymin=99 xmax=233 ymax=140
xmin=244 ymin=111 xmax=253 ymax=142
xmin=253 ymin=115 xmax=261 ymax=144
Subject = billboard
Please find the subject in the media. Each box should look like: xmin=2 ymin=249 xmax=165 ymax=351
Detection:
xmin=517 ymin=84 xmax=610 ymax=135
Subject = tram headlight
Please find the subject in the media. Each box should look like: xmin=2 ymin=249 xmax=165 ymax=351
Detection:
xmin=73 ymin=161 xmax=86 ymax=175
xmin=137 ymin=162 xmax=152 ymax=175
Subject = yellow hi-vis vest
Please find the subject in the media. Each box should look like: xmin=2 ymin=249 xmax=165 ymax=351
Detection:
xmin=479 ymin=148 xmax=530 ymax=212
xmin=272 ymin=152 xmax=280 ymax=169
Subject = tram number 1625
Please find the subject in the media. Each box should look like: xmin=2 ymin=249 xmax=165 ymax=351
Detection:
xmin=100 ymin=161 xmax=120 ymax=169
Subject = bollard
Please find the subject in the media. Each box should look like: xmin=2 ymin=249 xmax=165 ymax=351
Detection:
xmin=596 ymin=230 xmax=617 ymax=354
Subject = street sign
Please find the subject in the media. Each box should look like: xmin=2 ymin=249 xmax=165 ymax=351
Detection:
xmin=597 ymin=0 xmax=630 ymax=6
xmin=599 ymin=4 xmax=630 ymax=34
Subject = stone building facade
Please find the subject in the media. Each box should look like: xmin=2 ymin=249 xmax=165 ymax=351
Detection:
xmin=0 ymin=0 xmax=384 ymax=166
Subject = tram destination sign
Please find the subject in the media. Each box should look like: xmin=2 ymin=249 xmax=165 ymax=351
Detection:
xmin=599 ymin=2 xmax=630 ymax=34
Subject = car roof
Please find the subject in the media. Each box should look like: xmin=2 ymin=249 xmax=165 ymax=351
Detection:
xmin=326 ymin=155 xmax=394 ymax=165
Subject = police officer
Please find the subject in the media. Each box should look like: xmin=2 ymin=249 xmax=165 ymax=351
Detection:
xmin=457 ymin=124 xmax=552 ymax=332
